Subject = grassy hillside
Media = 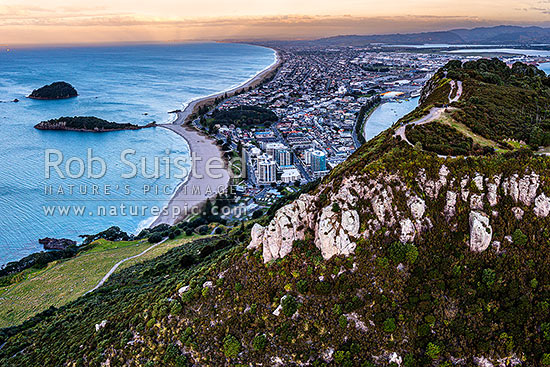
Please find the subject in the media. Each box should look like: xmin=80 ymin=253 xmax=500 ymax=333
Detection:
xmin=0 ymin=235 xmax=203 ymax=328
xmin=411 ymin=59 xmax=550 ymax=154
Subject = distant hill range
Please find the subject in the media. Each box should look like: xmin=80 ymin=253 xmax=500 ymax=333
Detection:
xmin=259 ymin=25 xmax=550 ymax=46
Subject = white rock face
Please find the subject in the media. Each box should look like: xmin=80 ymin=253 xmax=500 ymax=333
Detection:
xmin=512 ymin=207 xmax=524 ymax=220
xmin=247 ymin=223 xmax=265 ymax=250
xmin=408 ymin=196 xmax=426 ymax=220
xmin=315 ymin=206 xmax=359 ymax=260
xmin=473 ymin=174 xmax=484 ymax=191
xmin=178 ymin=285 xmax=190 ymax=295
xmin=486 ymin=183 xmax=498 ymax=207
xmin=486 ymin=175 xmax=501 ymax=207
xmin=250 ymin=194 xmax=314 ymax=263
xmin=272 ymin=304 xmax=282 ymax=316
xmin=469 ymin=211 xmax=493 ymax=252
xmin=346 ymin=313 xmax=369 ymax=332
xmin=445 ymin=191 xmax=457 ymax=218
xmin=418 ymin=165 xmax=449 ymax=199
xmin=389 ymin=353 xmax=402 ymax=366
xmin=399 ymin=219 xmax=416 ymax=243
xmin=95 ymin=320 xmax=108 ymax=332
xmin=341 ymin=209 xmax=360 ymax=235
xmin=518 ymin=173 xmax=539 ymax=206
xmin=250 ymin=191 xmax=362 ymax=262
xmin=503 ymin=173 xmax=539 ymax=206
xmin=371 ymin=188 xmax=395 ymax=226
xmin=474 ymin=357 xmax=494 ymax=367
xmin=534 ymin=193 xmax=550 ymax=217
xmin=503 ymin=174 xmax=519 ymax=203
xmin=247 ymin=168 xmax=545 ymax=262
xmin=262 ymin=203 xmax=304 ymax=262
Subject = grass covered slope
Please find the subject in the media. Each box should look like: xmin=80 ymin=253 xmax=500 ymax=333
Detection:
xmin=402 ymin=58 xmax=550 ymax=155
xmin=0 ymin=235 xmax=203 ymax=328
xmin=1 ymin=61 xmax=550 ymax=366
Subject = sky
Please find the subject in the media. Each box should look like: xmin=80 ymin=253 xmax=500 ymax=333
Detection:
xmin=1 ymin=0 xmax=549 ymax=45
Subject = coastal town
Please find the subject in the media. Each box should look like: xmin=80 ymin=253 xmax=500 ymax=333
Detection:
xmin=185 ymin=44 xmax=550 ymax=220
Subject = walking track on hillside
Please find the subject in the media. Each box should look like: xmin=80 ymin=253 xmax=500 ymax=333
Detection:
xmin=394 ymin=80 xmax=462 ymax=149
xmin=85 ymin=238 xmax=167 ymax=294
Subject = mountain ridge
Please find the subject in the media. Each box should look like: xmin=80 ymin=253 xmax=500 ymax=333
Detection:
xmin=256 ymin=25 xmax=550 ymax=46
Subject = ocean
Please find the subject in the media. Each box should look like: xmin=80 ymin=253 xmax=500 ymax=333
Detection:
xmin=0 ymin=42 xmax=276 ymax=265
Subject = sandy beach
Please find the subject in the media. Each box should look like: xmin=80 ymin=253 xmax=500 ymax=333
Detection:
xmin=151 ymin=123 xmax=230 ymax=226
xmin=151 ymin=48 xmax=283 ymax=226
xmin=178 ymin=49 xmax=283 ymax=123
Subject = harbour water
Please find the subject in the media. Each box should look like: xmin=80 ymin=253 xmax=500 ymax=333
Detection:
xmin=448 ymin=48 xmax=550 ymax=57
xmin=538 ymin=62 xmax=550 ymax=75
xmin=0 ymin=43 xmax=275 ymax=265
xmin=363 ymin=97 xmax=420 ymax=142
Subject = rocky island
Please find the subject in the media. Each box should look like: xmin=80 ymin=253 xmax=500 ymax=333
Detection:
xmin=34 ymin=116 xmax=156 ymax=132
xmin=28 ymin=82 xmax=78 ymax=100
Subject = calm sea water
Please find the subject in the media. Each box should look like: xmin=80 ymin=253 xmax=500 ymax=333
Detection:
xmin=0 ymin=43 xmax=275 ymax=265
xmin=363 ymin=97 xmax=419 ymax=141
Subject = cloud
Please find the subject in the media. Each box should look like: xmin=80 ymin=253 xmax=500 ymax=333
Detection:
xmin=0 ymin=13 xmax=504 ymax=28
xmin=1 ymin=13 xmax=548 ymax=45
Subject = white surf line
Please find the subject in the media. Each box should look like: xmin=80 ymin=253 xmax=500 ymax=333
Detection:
xmin=85 ymin=238 xmax=167 ymax=294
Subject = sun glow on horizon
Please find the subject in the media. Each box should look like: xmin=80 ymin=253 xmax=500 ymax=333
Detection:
xmin=0 ymin=0 xmax=549 ymax=45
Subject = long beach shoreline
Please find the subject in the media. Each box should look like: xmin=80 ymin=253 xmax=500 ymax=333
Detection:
xmin=178 ymin=48 xmax=282 ymax=123
xmin=152 ymin=47 xmax=282 ymax=226
xmin=151 ymin=123 xmax=230 ymax=226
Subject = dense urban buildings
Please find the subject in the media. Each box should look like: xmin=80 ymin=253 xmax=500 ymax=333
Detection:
xmin=199 ymin=45 xmax=549 ymax=217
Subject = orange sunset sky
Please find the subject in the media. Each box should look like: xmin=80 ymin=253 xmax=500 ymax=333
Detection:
xmin=1 ymin=0 xmax=549 ymax=46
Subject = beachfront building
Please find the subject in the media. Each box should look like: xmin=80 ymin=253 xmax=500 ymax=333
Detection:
xmin=276 ymin=148 xmax=293 ymax=167
xmin=265 ymin=142 xmax=287 ymax=158
xmin=257 ymin=154 xmax=277 ymax=184
xmin=280 ymin=166 xmax=301 ymax=183
xmin=309 ymin=149 xmax=327 ymax=173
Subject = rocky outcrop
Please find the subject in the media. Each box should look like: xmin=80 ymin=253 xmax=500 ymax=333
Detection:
xmin=399 ymin=219 xmax=416 ymax=243
xmin=502 ymin=173 xmax=539 ymax=206
xmin=39 ymin=237 xmax=77 ymax=250
xmin=247 ymin=223 xmax=265 ymax=250
xmin=534 ymin=193 xmax=550 ymax=217
xmin=469 ymin=211 xmax=492 ymax=252
xmin=251 ymin=195 xmax=314 ymax=262
xmin=249 ymin=166 xmax=547 ymax=262
xmin=512 ymin=207 xmax=524 ymax=220
xmin=315 ymin=205 xmax=359 ymax=259
xmin=95 ymin=320 xmax=108 ymax=332
xmin=445 ymin=191 xmax=457 ymax=218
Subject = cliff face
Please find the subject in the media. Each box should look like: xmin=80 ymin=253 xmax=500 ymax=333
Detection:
xmin=250 ymin=162 xmax=550 ymax=263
